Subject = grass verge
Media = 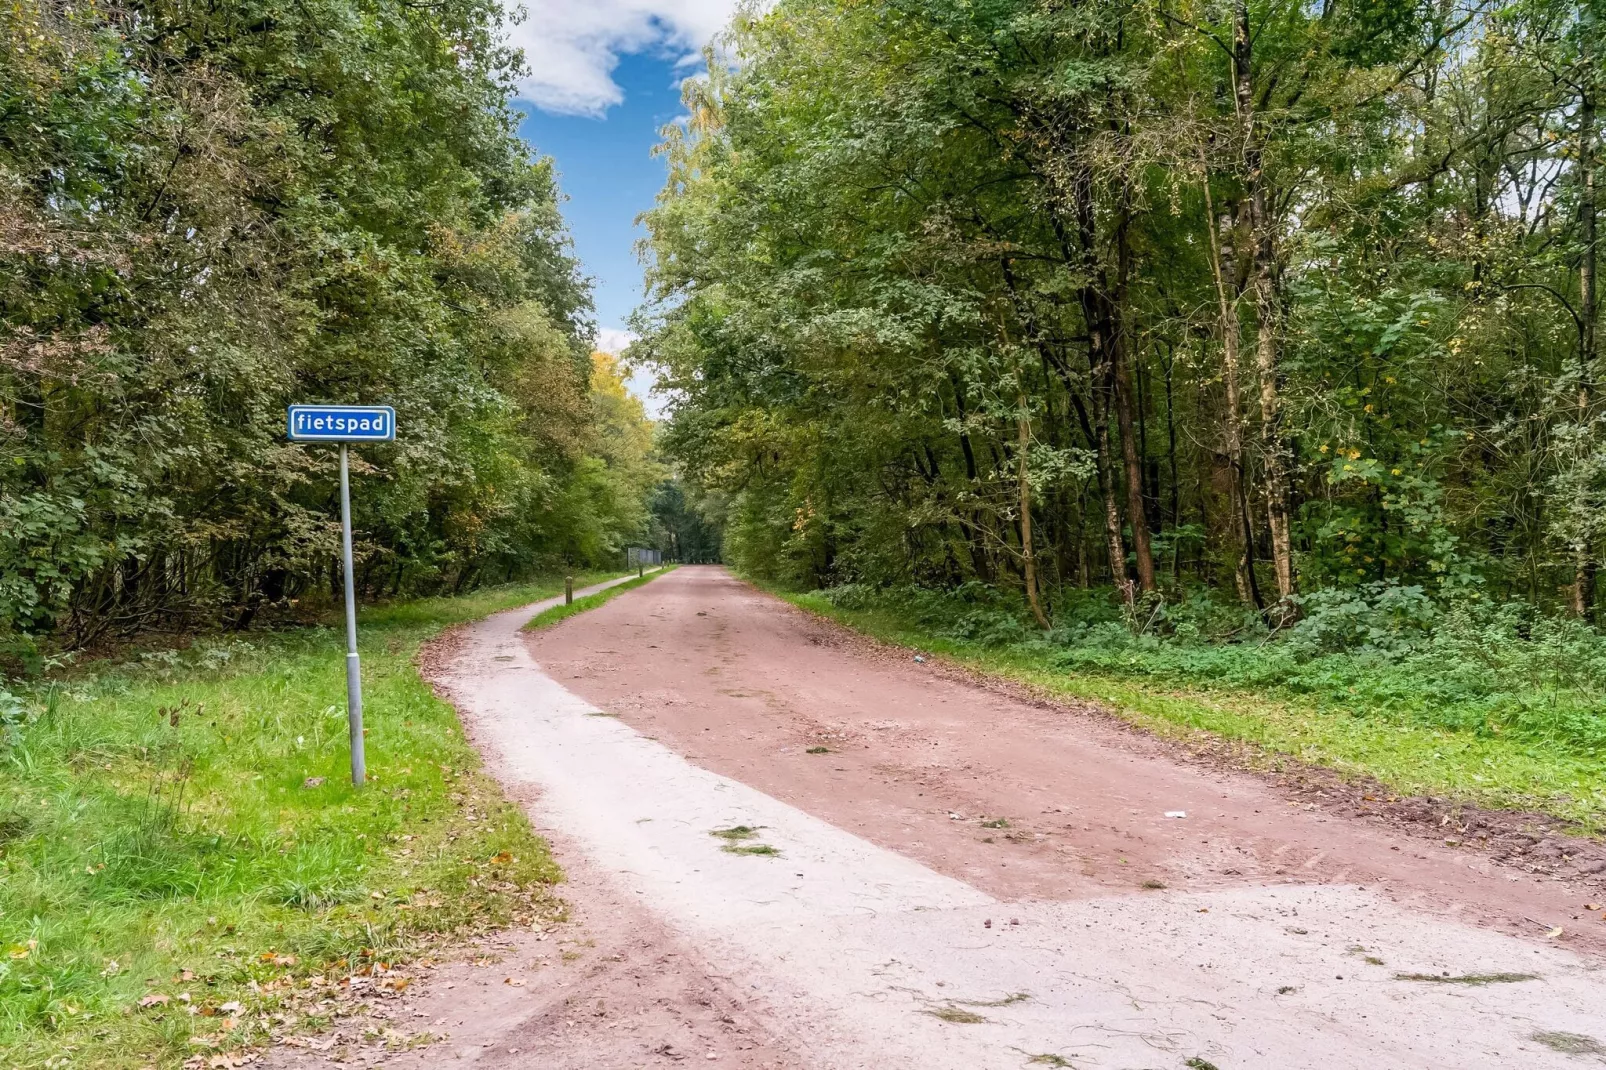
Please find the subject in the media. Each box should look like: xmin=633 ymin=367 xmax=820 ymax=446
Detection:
xmin=522 ymin=566 xmax=675 ymax=632
xmin=781 ymin=592 xmax=1606 ymax=835
xmin=0 ymin=573 xmax=618 ymax=1069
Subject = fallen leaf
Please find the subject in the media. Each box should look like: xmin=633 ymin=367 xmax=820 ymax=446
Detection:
xmin=208 ymin=1054 xmax=253 ymax=1068
xmin=489 ymin=851 xmax=512 ymax=864
xmin=1547 ymin=926 xmax=1564 ymax=939
xmin=504 ymin=976 xmax=526 ymax=987
xmin=218 ymin=1001 xmax=241 ymax=1014
xmin=138 ymin=993 xmax=170 ymax=1009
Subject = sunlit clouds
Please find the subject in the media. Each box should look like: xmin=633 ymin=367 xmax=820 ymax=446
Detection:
xmin=507 ymin=1 xmax=742 ymax=115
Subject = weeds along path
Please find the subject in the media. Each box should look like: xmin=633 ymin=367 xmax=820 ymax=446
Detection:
xmin=440 ymin=565 xmax=1606 ymax=1070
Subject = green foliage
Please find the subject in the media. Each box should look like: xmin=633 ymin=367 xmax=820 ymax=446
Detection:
xmin=0 ymin=0 xmax=657 ymax=652
xmin=637 ymin=0 xmax=1606 ymax=623
xmin=647 ymin=480 xmax=724 ymax=563
xmin=0 ymin=576 xmax=599 ymax=1067
xmin=814 ymin=581 xmax=1606 ymax=758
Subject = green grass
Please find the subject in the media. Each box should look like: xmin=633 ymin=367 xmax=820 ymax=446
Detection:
xmin=922 ymin=1005 xmax=987 ymax=1024
xmin=1393 ymin=972 xmax=1538 ymax=985
xmin=0 ymin=573 xmax=619 ymax=1068
xmin=522 ymin=566 xmax=675 ymax=632
xmin=708 ymin=826 xmax=780 ymax=856
xmin=781 ymin=591 xmax=1606 ymax=835
xmin=1532 ymin=1031 xmax=1606 ymax=1056
xmin=709 ymin=826 xmax=762 ymax=841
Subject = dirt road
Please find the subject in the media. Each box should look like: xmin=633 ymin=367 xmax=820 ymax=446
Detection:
xmin=427 ymin=567 xmax=1606 ymax=1069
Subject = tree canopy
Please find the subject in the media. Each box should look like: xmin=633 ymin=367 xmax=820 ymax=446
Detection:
xmin=1 ymin=0 xmax=661 ymax=653
xmin=639 ymin=0 xmax=1604 ymax=624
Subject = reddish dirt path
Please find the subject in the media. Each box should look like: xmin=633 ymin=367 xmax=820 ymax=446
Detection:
xmin=525 ymin=566 xmax=1605 ymax=955
xmin=264 ymin=845 xmax=801 ymax=1070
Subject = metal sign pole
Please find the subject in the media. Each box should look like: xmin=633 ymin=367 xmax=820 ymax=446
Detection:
xmin=339 ymin=443 xmax=366 ymax=787
xmin=287 ymin=404 xmax=392 ymax=788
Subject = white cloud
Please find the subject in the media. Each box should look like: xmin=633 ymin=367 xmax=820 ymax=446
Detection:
xmin=506 ymin=1 xmax=743 ymax=115
xmin=595 ymin=327 xmax=637 ymax=355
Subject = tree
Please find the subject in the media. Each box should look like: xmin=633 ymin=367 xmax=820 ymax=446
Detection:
xmin=637 ymin=0 xmax=1606 ymax=626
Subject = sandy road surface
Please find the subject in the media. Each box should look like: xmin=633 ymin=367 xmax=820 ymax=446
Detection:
xmin=532 ymin=568 xmax=1604 ymax=941
xmin=422 ymin=567 xmax=1606 ymax=1069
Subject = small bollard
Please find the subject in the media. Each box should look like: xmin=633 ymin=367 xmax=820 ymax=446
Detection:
xmin=565 ymin=575 xmax=573 ymax=605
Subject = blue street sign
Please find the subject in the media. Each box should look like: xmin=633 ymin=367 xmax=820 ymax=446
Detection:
xmin=287 ymin=405 xmax=396 ymax=442
xmin=286 ymin=403 xmax=397 ymax=787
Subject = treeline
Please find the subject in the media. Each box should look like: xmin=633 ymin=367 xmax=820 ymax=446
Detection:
xmin=1 ymin=0 xmax=659 ymax=652
xmin=639 ymin=0 xmax=1603 ymax=623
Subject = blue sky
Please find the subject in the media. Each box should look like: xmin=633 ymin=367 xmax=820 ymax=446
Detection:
xmin=501 ymin=1 xmax=743 ymax=416
xmin=518 ymin=50 xmax=686 ymax=355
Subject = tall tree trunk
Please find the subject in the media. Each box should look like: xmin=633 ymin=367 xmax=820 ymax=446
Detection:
xmin=1017 ymin=386 xmax=1050 ymax=630
xmin=1235 ymin=0 xmax=1296 ymax=607
xmin=1069 ymin=167 xmax=1136 ymax=606
xmin=1162 ymin=343 xmax=1182 ymax=579
xmin=1574 ymin=65 xmax=1597 ymax=617
xmin=1092 ymin=354 xmax=1134 ymax=604
xmin=1111 ymin=213 xmax=1158 ymax=593
xmin=1201 ymin=169 xmax=1264 ymax=609
xmin=1113 ymin=350 xmax=1156 ymax=593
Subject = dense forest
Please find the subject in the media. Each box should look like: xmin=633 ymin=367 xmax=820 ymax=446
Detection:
xmin=0 ymin=0 xmax=667 ymax=655
xmin=641 ymin=0 xmax=1603 ymax=629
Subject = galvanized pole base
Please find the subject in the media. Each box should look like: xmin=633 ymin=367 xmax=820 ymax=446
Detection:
xmin=340 ymin=443 xmax=366 ymax=786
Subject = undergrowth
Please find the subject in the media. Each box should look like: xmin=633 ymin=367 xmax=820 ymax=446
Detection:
xmin=788 ymin=581 xmax=1606 ymax=832
xmin=0 ymin=574 xmax=615 ymax=1068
